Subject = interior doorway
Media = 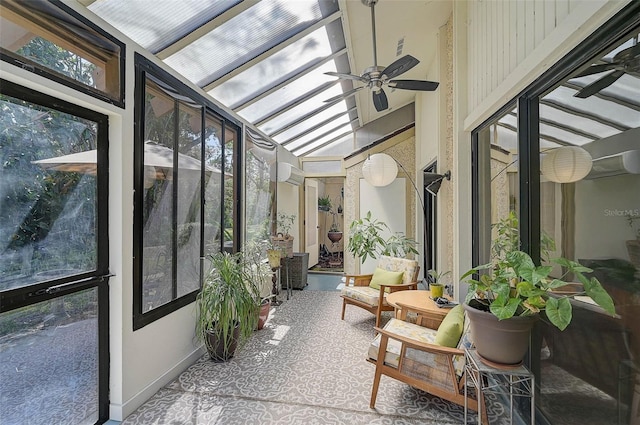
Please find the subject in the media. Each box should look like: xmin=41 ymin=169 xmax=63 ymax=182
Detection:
xmin=310 ymin=177 xmax=345 ymax=273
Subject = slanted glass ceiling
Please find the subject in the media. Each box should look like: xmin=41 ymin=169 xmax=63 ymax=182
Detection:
xmin=89 ymin=0 xmax=355 ymax=157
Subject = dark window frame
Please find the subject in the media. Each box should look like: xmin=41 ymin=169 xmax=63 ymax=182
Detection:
xmin=133 ymin=53 xmax=242 ymax=330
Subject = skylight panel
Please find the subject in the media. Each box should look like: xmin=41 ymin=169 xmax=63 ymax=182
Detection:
xmin=285 ymin=122 xmax=352 ymax=152
xmin=209 ymin=28 xmax=337 ymax=108
xmin=272 ymin=103 xmax=351 ymax=143
xmin=294 ymin=132 xmax=354 ymax=157
xmin=89 ymin=0 xmax=239 ymax=53
xmin=282 ymin=115 xmax=352 ymax=148
xmin=164 ymin=0 xmax=323 ymax=87
xmin=539 ymin=104 xmax=619 ymax=139
xmin=545 ymin=86 xmax=640 ymax=128
xmin=257 ymin=85 xmax=346 ymax=135
xmin=235 ymin=61 xmax=338 ymax=122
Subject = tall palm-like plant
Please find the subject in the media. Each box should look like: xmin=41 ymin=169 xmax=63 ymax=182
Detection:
xmin=196 ymin=251 xmax=259 ymax=361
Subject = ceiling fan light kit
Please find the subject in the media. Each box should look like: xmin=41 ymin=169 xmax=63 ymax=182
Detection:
xmin=324 ymin=0 xmax=439 ymax=112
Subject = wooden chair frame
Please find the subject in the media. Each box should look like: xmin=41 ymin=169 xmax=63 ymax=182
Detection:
xmin=341 ymin=272 xmax=419 ymax=328
xmin=368 ymin=306 xmax=488 ymax=423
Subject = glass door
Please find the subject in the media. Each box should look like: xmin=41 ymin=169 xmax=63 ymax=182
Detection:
xmin=0 ymin=80 xmax=110 ymax=424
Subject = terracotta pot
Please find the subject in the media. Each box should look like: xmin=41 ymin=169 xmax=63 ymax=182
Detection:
xmin=463 ymin=303 xmax=538 ymax=365
xmin=257 ymin=299 xmax=270 ymax=330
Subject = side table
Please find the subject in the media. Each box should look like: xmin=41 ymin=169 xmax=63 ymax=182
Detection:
xmin=464 ymin=348 xmax=535 ymax=425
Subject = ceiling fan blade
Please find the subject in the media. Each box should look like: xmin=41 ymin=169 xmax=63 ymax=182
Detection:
xmin=574 ymin=63 xmax=618 ymax=78
xmin=372 ymin=89 xmax=388 ymax=112
xmin=388 ymin=79 xmax=439 ymax=91
xmin=325 ymin=71 xmax=368 ymax=83
xmin=382 ymin=55 xmax=420 ymax=80
xmin=574 ymin=69 xmax=624 ymax=98
xmin=323 ymin=86 xmax=364 ymax=103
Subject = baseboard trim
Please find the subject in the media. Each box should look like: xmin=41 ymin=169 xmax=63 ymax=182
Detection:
xmin=109 ymin=346 xmax=205 ymax=421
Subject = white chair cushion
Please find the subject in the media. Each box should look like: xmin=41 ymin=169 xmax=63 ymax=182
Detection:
xmin=368 ymin=318 xmax=438 ymax=368
xmin=341 ymin=285 xmax=385 ymax=307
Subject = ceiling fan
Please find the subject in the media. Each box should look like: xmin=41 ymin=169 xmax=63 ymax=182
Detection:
xmin=573 ymin=37 xmax=640 ymax=98
xmin=324 ymin=0 xmax=439 ymax=112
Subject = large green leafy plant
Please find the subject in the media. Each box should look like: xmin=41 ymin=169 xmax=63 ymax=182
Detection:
xmin=347 ymin=211 xmax=418 ymax=262
xmin=463 ymin=211 xmax=615 ymax=330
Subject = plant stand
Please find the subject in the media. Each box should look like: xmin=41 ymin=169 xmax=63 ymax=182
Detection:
xmin=464 ymin=348 xmax=535 ymax=425
xmin=270 ymin=266 xmax=282 ymax=306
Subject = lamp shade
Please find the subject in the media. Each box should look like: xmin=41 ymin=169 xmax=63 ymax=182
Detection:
xmin=362 ymin=153 xmax=398 ymax=187
xmin=541 ymin=146 xmax=592 ymax=183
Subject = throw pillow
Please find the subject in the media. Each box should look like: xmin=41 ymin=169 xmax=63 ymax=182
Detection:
xmin=435 ymin=304 xmax=465 ymax=347
xmin=369 ymin=267 xmax=404 ymax=292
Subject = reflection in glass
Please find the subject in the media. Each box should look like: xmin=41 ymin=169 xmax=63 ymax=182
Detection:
xmin=176 ymin=103 xmax=203 ymax=299
xmin=204 ymin=115 xmax=223 ymax=259
xmin=475 ymin=106 xmax=520 ymax=267
xmin=245 ymin=130 xmax=276 ymax=246
xmin=142 ymin=82 xmax=176 ymax=310
xmin=0 ymin=94 xmax=98 ymax=292
xmin=0 ymin=288 xmax=99 ymax=424
xmin=537 ymin=29 xmax=640 ymax=425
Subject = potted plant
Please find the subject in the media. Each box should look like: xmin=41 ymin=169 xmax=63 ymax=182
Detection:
xmin=328 ymin=213 xmax=343 ymax=243
xmin=196 ymin=251 xmax=260 ymax=362
xmin=318 ymin=195 xmax=332 ymax=211
xmin=427 ymin=269 xmax=451 ymax=298
xmin=347 ymin=211 xmax=418 ymax=263
xmin=462 ymin=211 xmax=615 ymax=365
xmin=242 ymin=240 xmax=275 ymax=329
xmin=271 ymin=212 xmax=296 ymax=258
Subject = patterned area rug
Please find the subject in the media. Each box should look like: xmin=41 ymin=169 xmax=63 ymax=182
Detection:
xmin=123 ymin=291 xmax=508 ymax=424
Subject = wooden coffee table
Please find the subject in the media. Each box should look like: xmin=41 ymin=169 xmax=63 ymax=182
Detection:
xmin=386 ymin=290 xmax=453 ymax=329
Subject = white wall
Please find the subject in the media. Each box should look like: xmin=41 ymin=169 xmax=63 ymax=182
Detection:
xmin=276 ymin=182 xmax=301 ymax=252
xmin=359 ymin=178 xmax=407 ymax=274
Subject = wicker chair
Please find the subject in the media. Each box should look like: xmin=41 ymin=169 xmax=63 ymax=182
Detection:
xmin=341 ymin=255 xmax=420 ymax=328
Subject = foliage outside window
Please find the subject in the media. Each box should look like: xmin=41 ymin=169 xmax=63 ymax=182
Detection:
xmin=244 ymin=130 xmax=277 ymax=247
xmin=0 ymin=88 xmax=99 ymax=292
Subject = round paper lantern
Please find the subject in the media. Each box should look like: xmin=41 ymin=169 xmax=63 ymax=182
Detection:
xmin=362 ymin=153 xmax=398 ymax=187
xmin=541 ymin=146 xmax=592 ymax=183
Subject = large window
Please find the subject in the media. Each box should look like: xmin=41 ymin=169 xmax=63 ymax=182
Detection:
xmin=535 ymin=26 xmax=640 ymax=425
xmin=133 ymin=55 xmax=241 ymax=329
xmin=472 ymin=5 xmax=640 ymax=424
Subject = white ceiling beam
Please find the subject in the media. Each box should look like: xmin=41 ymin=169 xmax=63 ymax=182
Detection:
xmin=232 ymin=48 xmax=347 ymax=111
